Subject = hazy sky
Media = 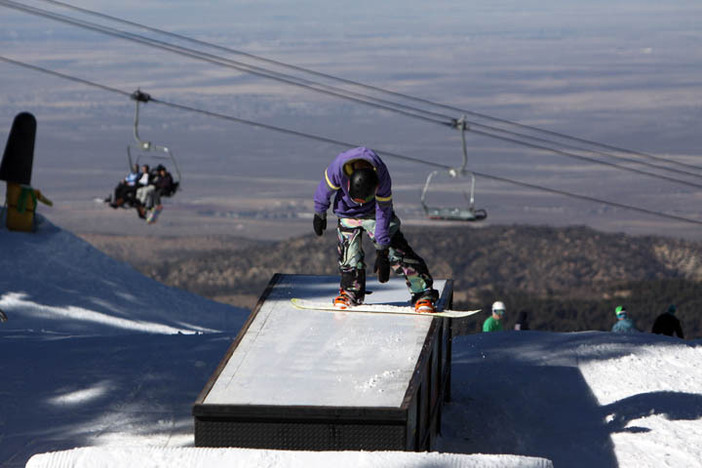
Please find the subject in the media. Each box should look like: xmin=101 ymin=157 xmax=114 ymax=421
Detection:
xmin=1 ymin=0 xmax=702 ymax=239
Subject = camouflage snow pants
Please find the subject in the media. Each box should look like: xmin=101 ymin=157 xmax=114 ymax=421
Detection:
xmin=336 ymin=216 xmax=438 ymax=305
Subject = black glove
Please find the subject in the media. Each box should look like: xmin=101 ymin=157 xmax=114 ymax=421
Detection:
xmin=313 ymin=212 xmax=327 ymax=236
xmin=374 ymin=248 xmax=390 ymax=283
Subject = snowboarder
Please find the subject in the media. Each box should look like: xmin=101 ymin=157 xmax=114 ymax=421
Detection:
xmin=483 ymin=301 xmax=505 ymax=332
xmin=611 ymin=305 xmax=639 ymax=333
xmin=313 ymin=147 xmax=439 ymax=312
xmin=652 ymin=304 xmax=684 ymax=338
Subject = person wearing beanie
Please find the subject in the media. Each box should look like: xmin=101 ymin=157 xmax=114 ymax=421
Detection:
xmin=611 ymin=305 xmax=640 ymax=333
xmin=483 ymin=301 xmax=506 ymax=332
xmin=652 ymin=304 xmax=684 ymax=338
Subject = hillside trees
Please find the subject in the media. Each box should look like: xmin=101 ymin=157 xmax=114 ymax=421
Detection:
xmin=84 ymin=224 xmax=702 ymax=339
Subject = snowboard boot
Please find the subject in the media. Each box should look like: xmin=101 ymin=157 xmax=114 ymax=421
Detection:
xmin=333 ymin=289 xmax=361 ymax=309
xmin=414 ymin=298 xmax=436 ymax=313
xmin=412 ymin=290 xmax=439 ymax=313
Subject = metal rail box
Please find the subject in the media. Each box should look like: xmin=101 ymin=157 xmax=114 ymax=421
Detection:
xmin=193 ymin=274 xmax=454 ymax=451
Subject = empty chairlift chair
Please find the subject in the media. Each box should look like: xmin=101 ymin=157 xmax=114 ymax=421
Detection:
xmin=420 ymin=116 xmax=486 ymax=222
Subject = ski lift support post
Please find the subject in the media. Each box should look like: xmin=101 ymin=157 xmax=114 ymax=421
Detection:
xmin=420 ymin=115 xmax=487 ymax=221
xmin=127 ymin=90 xmax=182 ymax=187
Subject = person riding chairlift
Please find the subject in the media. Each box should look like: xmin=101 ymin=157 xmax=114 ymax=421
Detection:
xmin=109 ymin=164 xmax=143 ymax=208
xmin=134 ymin=164 xmax=174 ymax=219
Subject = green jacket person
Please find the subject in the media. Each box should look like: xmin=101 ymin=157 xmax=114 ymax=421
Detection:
xmin=483 ymin=301 xmax=506 ymax=332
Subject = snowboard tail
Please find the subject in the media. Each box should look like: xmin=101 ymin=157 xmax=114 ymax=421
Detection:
xmin=290 ymin=298 xmax=480 ymax=319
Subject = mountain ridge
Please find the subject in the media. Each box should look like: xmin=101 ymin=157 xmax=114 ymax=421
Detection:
xmin=80 ymin=224 xmax=702 ymax=337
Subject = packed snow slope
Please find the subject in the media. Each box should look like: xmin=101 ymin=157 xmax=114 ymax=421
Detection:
xmin=0 ymin=216 xmax=246 ymax=335
xmin=1 ymin=217 xmax=701 ymax=467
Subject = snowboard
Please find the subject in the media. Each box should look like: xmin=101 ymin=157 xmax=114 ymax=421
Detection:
xmin=290 ymin=298 xmax=480 ymax=319
xmin=146 ymin=205 xmax=163 ymax=224
xmin=0 ymin=308 xmax=7 ymax=323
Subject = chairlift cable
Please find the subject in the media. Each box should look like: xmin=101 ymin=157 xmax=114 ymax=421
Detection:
xmin=471 ymin=171 xmax=702 ymax=226
xmin=0 ymin=55 xmax=131 ymax=98
xmin=0 ymin=0 xmax=450 ymax=127
xmin=104 ymin=95 xmax=702 ymax=226
xmin=464 ymin=121 xmax=702 ymax=180
xmin=2 ymin=54 xmax=701 ymax=227
xmin=439 ymin=104 xmax=702 ymax=173
xmin=30 ymin=0 xmax=702 ymax=175
xmin=151 ymin=97 xmax=445 ymax=170
xmin=0 ymin=54 xmax=446 ymax=170
xmin=5 ymin=0 xmax=702 ymax=179
xmin=467 ymin=127 xmax=702 ymax=190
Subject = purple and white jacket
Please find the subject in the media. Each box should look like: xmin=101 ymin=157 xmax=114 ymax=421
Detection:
xmin=313 ymin=147 xmax=394 ymax=247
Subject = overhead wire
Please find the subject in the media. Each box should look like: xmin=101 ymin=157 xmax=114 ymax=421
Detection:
xmin=3 ymin=0 xmax=702 ymax=185
xmin=0 ymin=55 xmax=131 ymax=98
xmin=0 ymin=0 xmax=450 ymax=127
xmin=0 ymin=55 xmax=449 ymax=170
xmin=2 ymin=54 xmax=701 ymax=227
xmin=467 ymin=128 xmax=702 ymax=190
xmin=28 ymin=0 xmax=702 ymax=176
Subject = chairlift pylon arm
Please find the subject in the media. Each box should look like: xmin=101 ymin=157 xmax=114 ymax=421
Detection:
xmin=131 ymin=90 xmax=153 ymax=150
xmin=130 ymin=90 xmax=173 ymax=154
xmin=420 ymin=169 xmax=440 ymax=209
xmin=454 ymin=115 xmax=470 ymax=175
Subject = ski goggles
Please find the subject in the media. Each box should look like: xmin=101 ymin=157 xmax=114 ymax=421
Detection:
xmin=347 ymin=180 xmax=377 ymax=205
xmin=351 ymin=193 xmax=376 ymax=205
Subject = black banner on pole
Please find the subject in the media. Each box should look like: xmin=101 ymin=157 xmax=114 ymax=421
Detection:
xmin=0 ymin=112 xmax=37 ymax=185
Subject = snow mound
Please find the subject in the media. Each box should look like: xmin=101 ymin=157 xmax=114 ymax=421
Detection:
xmin=0 ymin=216 xmax=248 ymax=335
xmin=27 ymin=447 xmax=553 ymax=468
xmin=2 ymin=217 xmax=702 ymax=468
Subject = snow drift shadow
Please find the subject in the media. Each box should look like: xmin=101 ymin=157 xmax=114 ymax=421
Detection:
xmin=603 ymin=391 xmax=702 ymax=433
xmin=0 ymin=332 xmax=235 ymax=467
xmin=443 ymin=331 xmax=700 ymax=467
xmin=444 ymin=361 xmax=617 ymax=467
xmin=443 ymin=332 xmax=628 ymax=468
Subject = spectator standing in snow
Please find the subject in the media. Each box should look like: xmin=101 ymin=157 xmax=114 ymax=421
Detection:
xmin=514 ymin=309 xmax=530 ymax=331
xmin=611 ymin=305 xmax=640 ymax=333
xmin=483 ymin=301 xmax=506 ymax=332
xmin=652 ymin=304 xmax=684 ymax=339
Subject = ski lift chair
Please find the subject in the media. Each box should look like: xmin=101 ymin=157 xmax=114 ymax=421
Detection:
xmin=126 ymin=90 xmax=182 ymax=198
xmin=420 ymin=116 xmax=487 ymax=222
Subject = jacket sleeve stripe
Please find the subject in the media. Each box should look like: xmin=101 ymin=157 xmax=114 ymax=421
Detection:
xmin=324 ymin=169 xmax=340 ymax=190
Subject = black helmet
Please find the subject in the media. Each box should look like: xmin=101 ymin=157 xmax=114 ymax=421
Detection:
xmin=348 ymin=167 xmax=378 ymax=204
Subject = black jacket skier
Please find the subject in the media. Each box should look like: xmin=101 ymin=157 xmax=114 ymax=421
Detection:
xmin=652 ymin=305 xmax=684 ymax=339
